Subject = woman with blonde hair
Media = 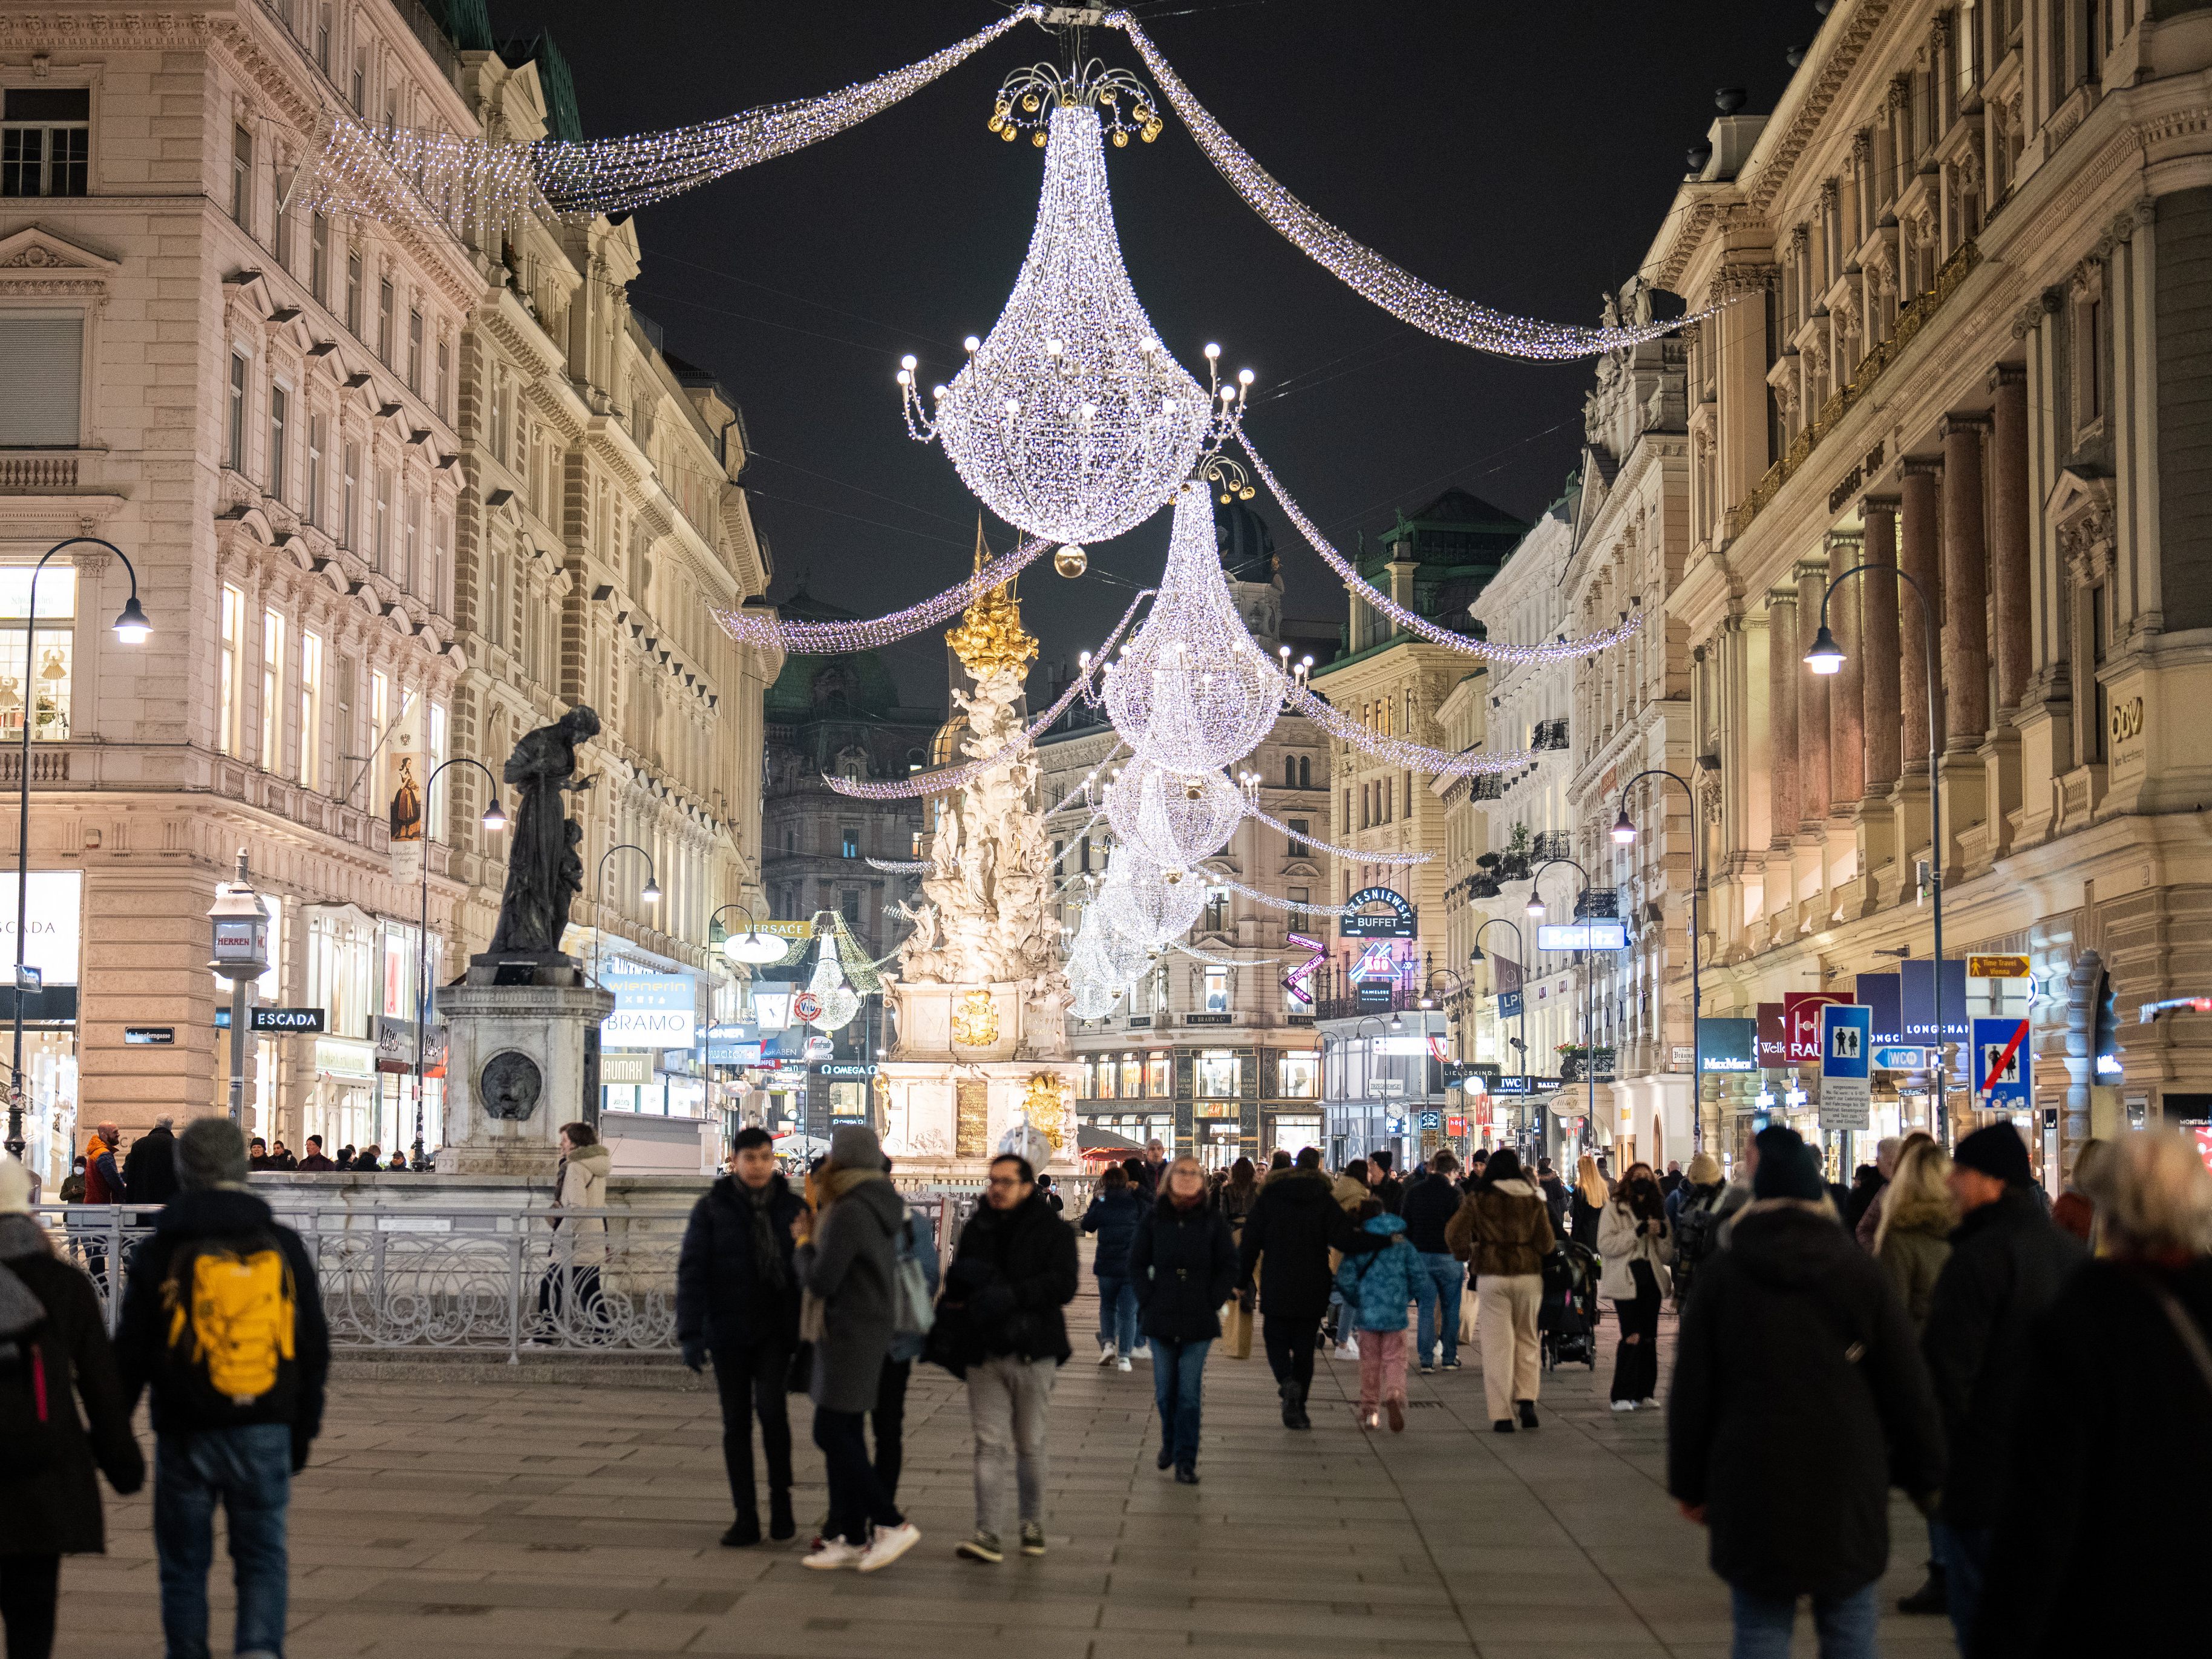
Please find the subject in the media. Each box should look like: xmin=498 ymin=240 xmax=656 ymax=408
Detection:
xmin=1977 ymin=1132 xmax=2212 ymax=1656
xmin=1875 ymin=1140 xmax=1955 ymax=1331
xmin=1569 ymin=1153 xmax=1610 ymax=1248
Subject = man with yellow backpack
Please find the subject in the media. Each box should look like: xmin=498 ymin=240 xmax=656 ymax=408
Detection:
xmin=117 ymin=1117 xmax=330 ymax=1659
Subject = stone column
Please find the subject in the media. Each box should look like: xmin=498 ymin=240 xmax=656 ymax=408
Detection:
xmin=1860 ymin=499 xmax=1903 ymax=794
xmin=1989 ymin=367 xmax=2032 ymax=713
xmin=1899 ymin=457 xmax=1945 ymax=767
xmin=1940 ymin=414 xmax=1992 ymax=749
xmin=1796 ymin=560 xmax=1831 ymax=823
xmin=1767 ymin=587 xmax=1800 ymax=842
xmin=1827 ymin=532 xmax=1865 ymax=809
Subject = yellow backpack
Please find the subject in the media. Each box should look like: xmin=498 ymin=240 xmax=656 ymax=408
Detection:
xmin=159 ymin=1236 xmax=298 ymax=1413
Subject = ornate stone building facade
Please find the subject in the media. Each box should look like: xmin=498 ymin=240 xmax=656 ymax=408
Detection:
xmin=1634 ymin=0 xmax=2212 ymax=1170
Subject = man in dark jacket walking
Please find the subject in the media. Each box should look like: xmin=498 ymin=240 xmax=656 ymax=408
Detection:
xmin=1667 ymin=1128 xmax=1943 ymax=1657
xmin=123 ymin=1116 xmax=180 ymax=1208
xmin=1235 ymin=1148 xmax=1382 ymax=1428
xmin=1534 ymin=1159 xmax=1570 ymax=1237
xmin=1401 ymin=1151 xmax=1464 ymax=1373
xmin=1920 ymin=1122 xmax=2083 ymax=1652
xmin=117 ymin=1117 xmax=331 ymax=1659
xmin=676 ymin=1125 xmax=807 ymax=1547
xmin=932 ymin=1153 xmax=1077 ymax=1564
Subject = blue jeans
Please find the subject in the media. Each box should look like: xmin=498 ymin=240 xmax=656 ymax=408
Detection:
xmin=1932 ymin=1519 xmax=1992 ymax=1654
xmin=1096 ymin=1275 xmax=1138 ymax=1355
xmin=1412 ymin=1252 xmax=1462 ymax=1366
xmin=154 ymin=1424 xmax=293 ymax=1659
xmin=1150 ymin=1336 xmax=1211 ymax=1465
xmin=1728 ymin=1583 xmax=1878 ymax=1659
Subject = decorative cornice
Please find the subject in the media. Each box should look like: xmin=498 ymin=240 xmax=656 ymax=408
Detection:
xmin=1745 ymin=0 xmax=1900 ymax=217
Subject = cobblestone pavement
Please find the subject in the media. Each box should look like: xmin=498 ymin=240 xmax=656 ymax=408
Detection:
xmin=62 ymin=1286 xmax=1958 ymax=1657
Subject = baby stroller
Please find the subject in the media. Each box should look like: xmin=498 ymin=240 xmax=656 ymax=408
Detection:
xmin=1539 ymin=1239 xmax=1601 ymax=1370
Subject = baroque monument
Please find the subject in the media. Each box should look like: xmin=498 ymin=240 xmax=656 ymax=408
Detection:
xmin=879 ymin=535 xmax=1074 ymax=1173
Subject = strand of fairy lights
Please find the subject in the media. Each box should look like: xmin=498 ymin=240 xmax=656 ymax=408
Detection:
xmin=1104 ymin=11 xmax=1720 ymax=360
xmin=1241 ymin=437 xmax=1647 ymax=664
xmin=866 ymin=858 xmax=941 ymax=874
xmin=717 ymin=534 xmax=1053 ymax=654
xmin=823 ymin=588 xmax=1152 ymax=800
xmin=1200 ymin=873 xmax=1355 ymax=916
xmin=1245 ymin=802 xmax=1433 ymax=866
xmin=1172 ymin=939 xmax=1286 ymax=967
xmin=902 ymin=91 xmax=1249 ymax=557
xmin=1286 ymin=681 xmax=1537 ymax=778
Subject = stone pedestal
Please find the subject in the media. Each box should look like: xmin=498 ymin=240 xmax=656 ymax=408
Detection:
xmin=875 ymin=1059 xmax=1080 ymax=1179
xmin=888 ymin=978 xmax=1068 ymax=1064
xmin=436 ymin=968 xmax=615 ymax=1177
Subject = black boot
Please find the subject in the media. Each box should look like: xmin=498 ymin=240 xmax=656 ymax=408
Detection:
xmin=721 ymin=1511 xmax=761 ymax=1548
xmin=1279 ymin=1381 xmax=1300 ymax=1428
xmin=1286 ymin=1381 xmax=1311 ymax=1431
xmin=1897 ymin=1563 xmax=1947 ymax=1615
xmin=768 ymin=1489 xmax=795 ymax=1542
xmin=1517 ymin=1399 xmax=1540 ymax=1430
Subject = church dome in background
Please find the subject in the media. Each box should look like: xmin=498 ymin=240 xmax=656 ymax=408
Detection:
xmin=1213 ymin=492 xmax=1277 ymax=584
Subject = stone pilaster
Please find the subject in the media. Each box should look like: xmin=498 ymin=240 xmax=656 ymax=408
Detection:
xmin=1899 ymin=458 xmax=1945 ymax=767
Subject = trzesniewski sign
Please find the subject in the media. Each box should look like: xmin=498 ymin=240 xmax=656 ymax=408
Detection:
xmin=1340 ymin=887 xmax=1415 ymax=939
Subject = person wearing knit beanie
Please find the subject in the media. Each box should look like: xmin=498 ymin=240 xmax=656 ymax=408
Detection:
xmin=1751 ymin=1127 xmax=1828 ymax=1204
xmin=1951 ymin=1124 xmax=2031 ymax=1189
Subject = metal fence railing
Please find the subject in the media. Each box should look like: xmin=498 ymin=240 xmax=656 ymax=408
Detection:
xmin=33 ymin=1193 xmax=977 ymax=1362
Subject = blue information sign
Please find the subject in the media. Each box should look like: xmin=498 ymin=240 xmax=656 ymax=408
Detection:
xmin=1971 ymin=1016 xmax=2032 ymax=1108
xmin=1819 ymin=1003 xmax=1873 ymax=1129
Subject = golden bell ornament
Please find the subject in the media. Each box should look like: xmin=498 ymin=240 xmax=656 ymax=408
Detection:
xmin=1001 ymin=126 xmax=1018 ymax=142
xmin=1032 ymin=131 xmax=1047 ymax=148
xmin=1054 ymin=544 xmax=1088 ymax=578
xmin=1111 ymin=130 xmax=1128 ymax=148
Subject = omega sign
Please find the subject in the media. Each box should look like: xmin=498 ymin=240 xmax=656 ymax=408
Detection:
xmin=1339 ymin=886 xmax=1416 ymax=940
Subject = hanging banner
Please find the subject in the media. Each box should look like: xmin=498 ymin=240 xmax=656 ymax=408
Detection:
xmin=1901 ymin=958 xmax=1969 ymax=1042
xmin=1819 ymin=1003 xmax=1873 ymax=1130
xmin=1698 ymin=1018 xmax=1758 ymax=1073
xmin=1855 ymin=973 xmax=1903 ymax=1045
xmin=1784 ymin=992 xmax=1851 ymax=1064
xmin=1756 ymin=1003 xmax=1788 ymax=1066
xmin=387 ymin=692 xmax=426 ymax=842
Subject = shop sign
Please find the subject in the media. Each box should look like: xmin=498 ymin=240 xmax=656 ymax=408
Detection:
xmin=1498 ymin=990 xmax=1522 ymax=1018
xmin=1756 ymin=1003 xmax=1788 ymax=1065
xmin=1493 ymin=1074 xmax=1531 ymax=1095
xmin=1698 ymin=1018 xmax=1758 ymax=1073
xmin=313 ymin=1036 xmax=377 ymax=1081
xmin=1339 ymin=887 xmax=1415 ymax=938
xmin=1373 ymin=1035 xmax=1429 ymax=1056
xmin=1536 ymin=920 xmax=1630 ymax=952
xmin=1 ymin=871 xmax=80 ymax=985
xmin=1193 ymin=1101 xmax=1240 ymax=1118
xmin=251 ymin=1006 xmax=324 ymax=1033
xmin=373 ymin=1016 xmax=446 ymax=1073
xmin=1445 ymin=1115 xmax=1467 ymax=1136
xmin=1371 ymin=1077 xmax=1406 ymax=1096
xmin=600 ymin=1050 xmax=653 ymax=1086
xmin=1184 ymin=1013 xmax=1232 ymax=1026
xmin=1784 ymin=992 xmax=1851 ymax=1062
xmin=1355 ymin=981 xmax=1395 ymax=1008
xmin=707 ymin=1039 xmax=764 ymax=1066
xmin=1900 ymin=958 xmax=1969 ymax=1041
xmin=819 ymin=1062 xmax=877 ymax=1078
xmin=602 ymin=971 xmax=699 ymax=1049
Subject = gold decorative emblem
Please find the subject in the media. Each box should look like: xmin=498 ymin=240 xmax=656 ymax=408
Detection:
xmin=951 ymin=988 xmax=1001 ymax=1048
xmin=946 ymin=517 xmax=1038 ymax=683
xmin=1023 ymin=1071 xmax=1070 ymax=1151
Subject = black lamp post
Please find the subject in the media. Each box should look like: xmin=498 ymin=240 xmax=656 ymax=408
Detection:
xmin=8 ymin=538 xmax=150 ymax=1160
xmin=590 ymin=843 xmax=661 ymax=981
xmin=1612 ymin=768 xmax=1704 ymax=1151
xmin=1806 ymin=563 xmax=1949 ymax=1145
xmin=1470 ymin=916 xmax=1531 ymax=1140
xmin=1527 ymin=857 xmax=1595 ymax=1156
xmin=412 ymin=758 xmax=506 ymax=1167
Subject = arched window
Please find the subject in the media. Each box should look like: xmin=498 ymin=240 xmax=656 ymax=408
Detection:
xmin=1298 ymin=754 xmax=1311 ymax=789
xmin=1284 ymin=755 xmax=1297 ymax=790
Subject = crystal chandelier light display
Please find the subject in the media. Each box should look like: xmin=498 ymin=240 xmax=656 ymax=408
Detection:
xmin=1104 ymin=756 xmax=1245 ymax=872
xmin=900 ymin=67 xmax=1249 ymax=559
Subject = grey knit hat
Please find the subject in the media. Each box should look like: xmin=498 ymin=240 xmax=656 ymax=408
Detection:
xmin=828 ymin=1125 xmax=885 ymax=1173
xmin=178 ymin=1117 xmax=250 ymax=1190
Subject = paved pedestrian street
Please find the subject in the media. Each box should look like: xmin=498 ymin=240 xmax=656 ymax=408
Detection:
xmin=61 ymin=1284 xmax=1957 ymax=1659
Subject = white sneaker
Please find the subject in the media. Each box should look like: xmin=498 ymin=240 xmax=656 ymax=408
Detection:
xmin=858 ymin=1522 xmax=921 ymax=1573
xmin=802 ymin=1539 xmax=865 ymax=1569
xmin=1116 ymin=1356 xmax=1131 ymax=1372
xmin=1611 ymin=1399 xmax=1638 ymax=1413
xmin=1097 ymin=1345 xmax=1117 ymax=1366
xmin=1637 ymin=1398 xmax=1658 ymax=1410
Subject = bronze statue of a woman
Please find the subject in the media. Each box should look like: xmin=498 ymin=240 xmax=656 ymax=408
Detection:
xmin=487 ymin=705 xmax=601 ymax=955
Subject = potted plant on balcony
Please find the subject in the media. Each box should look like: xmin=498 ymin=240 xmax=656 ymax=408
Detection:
xmin=1556 ymin=1041 xmax=1588 ymax=1082
xmin=1496 ymin=823 xmax=1534 ymax=888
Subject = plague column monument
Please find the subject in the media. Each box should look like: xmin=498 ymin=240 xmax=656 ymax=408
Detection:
xmin=879 ymin=548 xmax=1075 ymax=1175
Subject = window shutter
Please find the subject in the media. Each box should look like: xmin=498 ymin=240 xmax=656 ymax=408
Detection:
xmin=0 ymin=316 xmax=83 ymax=445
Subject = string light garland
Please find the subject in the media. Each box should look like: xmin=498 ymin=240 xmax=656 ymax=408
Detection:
xmin=1245 ymin=801 xmax=1434 ymax=866
xmin=1241 ymin=436 xmax=1647 ymax=664
xmin=865 ymin=858 xmax=941 ymax=874
xmin=901 ymin=85 xmax=1251 ymax=557
xmin=1200 ymin=874 xmax=1355 ymax=916
xmin=822 ymin=587 xmax=1151 ymax=800
xmin=718 ymin=534 xmax=1053 ymax=654
xmin=1171 ymin=939 xmax=1284 ymax=967
xmin=1286 ymin=681 xmax=1536 ymax=778
xmin=1104 ymin=10 xmax=1718 ymax=360
xmin=301 ymin=11 xmax=1039 ymax=226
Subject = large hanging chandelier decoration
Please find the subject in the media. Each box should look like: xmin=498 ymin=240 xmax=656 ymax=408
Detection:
xmin=899 ymin=64 xmax=1253 ymax=564
xmin=1102 ymin=756 xmax=1246 ymax=872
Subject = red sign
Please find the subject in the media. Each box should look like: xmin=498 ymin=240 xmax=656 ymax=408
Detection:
xmin=1756 ymin=1003 xmax=1788 ymax=1066
xmin=791 ymin=990 xmax=824 ymax=1025
xmin=2190 ymin=1125 xmax=2212 ymax=1177
xmin=1784 ymin=992 xmax=1852 ymax=1063
xmin=1445 ymin=1115 xmax=1467 ymax=1137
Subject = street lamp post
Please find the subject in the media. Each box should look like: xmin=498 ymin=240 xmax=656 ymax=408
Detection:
xmin=1612 ymin=768 xmax=1704 ymax=1152
xmin=709 ymin=903 xmax=790 ymax=968
xmin=8 ymin=538 xmax=151 ymax=1159
xmin=1805 ymin=564 xmax=1949 ymax=1145
xmin=1470 ymin=917 xmax=1531 ymax=1148
xmin=590 ymin=843 xmax=662 ymax=982
xmin=411 ymin=759 xmax=508 ymax=1167
xmin=1527 ymin=857 xmax=1595 ymax=1156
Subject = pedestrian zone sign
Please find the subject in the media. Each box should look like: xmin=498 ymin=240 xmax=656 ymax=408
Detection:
xmin=1972 ymin=1016 xmax=2032 ymax=1108
xmin=1819 ymin=1003 xmax=1873 ymax=1130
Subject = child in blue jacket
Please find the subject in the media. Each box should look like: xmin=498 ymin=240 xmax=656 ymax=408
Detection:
xmin=1335 ymin=1205 xmax=1418 ymax=1430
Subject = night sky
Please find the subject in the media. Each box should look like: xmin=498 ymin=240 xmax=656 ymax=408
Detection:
xmin=496 ymin=1 xmax=1810 ymax=704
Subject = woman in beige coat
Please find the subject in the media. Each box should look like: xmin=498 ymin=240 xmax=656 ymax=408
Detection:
xmin=1445 ymin=1148 xmax=1554 ymax=1433
xmin=541 ymin=1120 xmax=612 ymax=1334
xmin=1596 ymin=1162 xmax=1672 ymax=1410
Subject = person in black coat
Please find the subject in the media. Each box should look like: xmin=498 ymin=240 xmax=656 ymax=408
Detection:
xmin=1667 ymin=1131 xmax=1943 ymax=1655
xmin=1127 ymin=1159 xmax=1238 ymax=1482
xmin=123 ymin=1116 xmax=180 ymax=1208
xmin=675 ymin=1126 xmax=807 ymax=1548
xmin=1974 ymin=1130 xmax=2212 ymax=1659
xmin=929 ymin=1156 xmax=1078 ymax=1563
xmin=0 ymin=1162 xmax=144 ymax=1659
xmin=1077 ymin=1166 xmax=1143 ymax=1366
xmin=1920 ymin=1124 xmax=2084 ymax=1652
xmin=1234 ymin=1148 xmax=1383 ymax=1428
